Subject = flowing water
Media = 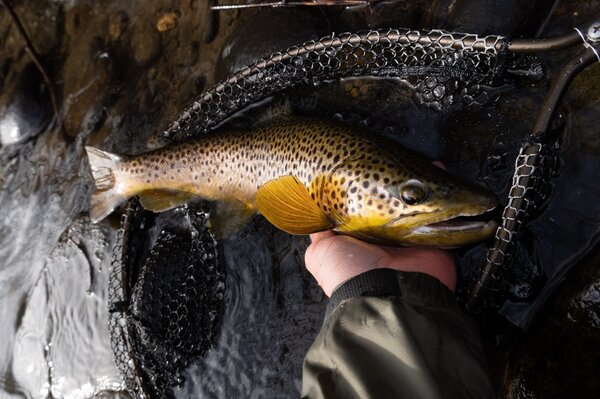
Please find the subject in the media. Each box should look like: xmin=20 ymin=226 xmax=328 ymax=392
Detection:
xmin=1 ymin=0 xmax=599 ymax=398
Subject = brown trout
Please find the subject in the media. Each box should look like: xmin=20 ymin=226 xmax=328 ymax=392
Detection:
xmin=86 ymin=116 xmax=497 ymax=246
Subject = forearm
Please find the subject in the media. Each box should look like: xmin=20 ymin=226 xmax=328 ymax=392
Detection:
xmin=302 ymin=270 xmax=494 ymax=399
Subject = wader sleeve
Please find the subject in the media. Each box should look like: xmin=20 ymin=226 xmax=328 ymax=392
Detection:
xmin=301 ymin=270 xmax=494 ymax=399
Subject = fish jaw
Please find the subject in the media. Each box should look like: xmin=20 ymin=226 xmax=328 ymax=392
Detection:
xmin=334 ymin=188 xmax=499 ymax=247
xmin=391 ymin=219 xmax=498 ymax=247
xmin=336 ymin=208 xmax=498 ymax=247
xmin=383 ymin=190 xmax=499 ymax=246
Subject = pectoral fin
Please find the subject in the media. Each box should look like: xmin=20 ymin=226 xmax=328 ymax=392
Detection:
xmin=138 ymin=190 xmax=195 ymax=213
xmin=208 ymin=200 xmax=256 ymax=239
xmin=256 ymin=175 xmax=332 ymax=234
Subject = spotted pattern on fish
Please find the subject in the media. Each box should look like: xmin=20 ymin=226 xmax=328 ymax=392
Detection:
xmin=124 ymin=119 xmax=428 ymax=215
xmin=87 ymin=116 xmax=497 ymax=246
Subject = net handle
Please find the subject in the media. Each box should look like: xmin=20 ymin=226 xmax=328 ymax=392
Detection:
xmin=466 ymin=39 xmax=600 ymax=312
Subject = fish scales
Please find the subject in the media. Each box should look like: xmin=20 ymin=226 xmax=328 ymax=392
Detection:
xmin=120 ymin=119 xmax=433 ymax=218
xmin=86 ymin=116 xmax=498 ymax=246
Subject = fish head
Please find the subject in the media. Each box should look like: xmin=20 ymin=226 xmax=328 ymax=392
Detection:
xmin=326 ymin=153 xmax=499 ymax=247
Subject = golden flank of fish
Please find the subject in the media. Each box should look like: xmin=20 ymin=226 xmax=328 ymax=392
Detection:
xmin=86 ymin=116 xmax=498 ymax=246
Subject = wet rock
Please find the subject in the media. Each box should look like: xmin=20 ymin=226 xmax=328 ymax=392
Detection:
xmin=108 ymin=10 xmax=129 ymax=41
xmin=10 ymin=0 xmax=61 ymax=54
xmin=62 ymin=4 xmax=121 ymax=139
xmin=442 ymin=0 xmax=556 ymax=36
xmin=156 ymin=11 xmax=179 ymax=32
xmin=176 ymin=41 xmax=200 ymax=67
xmin=62 ymin=56 xmax=111 ymax=138
xmin=132 ymin=28 xmax=161 ymax=66
xmin=199 ymin=0 xmax=218 ymax=44
xmin=336 ymin=0 xmax=430 ymax=31
xmin=0 ymin=63 xmax=51 ymax=146
xmin=218 ymin=8 xmax=331 ymax=78
xmin=64 ymin=3 xmax=94 ymax=38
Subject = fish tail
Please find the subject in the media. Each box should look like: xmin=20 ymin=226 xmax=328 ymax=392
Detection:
xmin=85 ymin=146 xmax=127 ymax=222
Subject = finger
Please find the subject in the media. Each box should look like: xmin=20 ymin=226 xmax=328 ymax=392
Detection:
xmin=309 ymin=230 xmax=335 ymax=244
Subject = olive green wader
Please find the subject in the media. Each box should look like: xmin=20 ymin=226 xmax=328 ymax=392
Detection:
xmin=302 ymin=270 xmax=494 ymax=399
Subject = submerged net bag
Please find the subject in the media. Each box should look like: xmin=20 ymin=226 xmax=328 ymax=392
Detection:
xmin=109 ymin=201 xmax=225 ymax=398
xmin=107 ymin=27 xmax=548 ymax=398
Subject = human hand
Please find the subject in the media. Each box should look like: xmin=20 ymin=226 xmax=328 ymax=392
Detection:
xmin=304 ymin=231 xmax=457 ymax=297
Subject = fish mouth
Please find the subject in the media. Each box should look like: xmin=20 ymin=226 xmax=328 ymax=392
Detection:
xmin=346 ymin=185 xmax=500 ymax=246
xmin=412 ymin=216 xmax=497 ymax=234
xmin=357 ymin=205 xmax=499 ymax=247
xmin=409 ymin=205 xmax=499 ymax=236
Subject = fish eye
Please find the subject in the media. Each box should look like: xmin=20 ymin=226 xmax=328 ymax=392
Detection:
xmin=400 ymin=181 xmax=428 ymax=205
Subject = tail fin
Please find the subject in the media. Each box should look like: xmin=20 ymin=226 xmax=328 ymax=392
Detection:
xmin=85 ymin=146 xmax=127 ymax=223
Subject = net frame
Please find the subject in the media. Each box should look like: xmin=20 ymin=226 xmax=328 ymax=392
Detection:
xmin=163 ymin=28 xmax=508 ymax=141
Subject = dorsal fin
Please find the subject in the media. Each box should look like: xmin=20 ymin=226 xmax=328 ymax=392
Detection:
xmin=254 ymin=96 xmax=294 ymax=125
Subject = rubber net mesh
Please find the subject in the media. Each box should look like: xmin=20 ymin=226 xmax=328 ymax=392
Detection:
xmin=109 ymin=201 xmax=225 ymax=398
xmin=466 ymin=140 xmax=557 ymax=310
xmin=107 ymin=28 xmax=538 ymax=398
xmin=164 ymin=28 xmax=508 ymax=141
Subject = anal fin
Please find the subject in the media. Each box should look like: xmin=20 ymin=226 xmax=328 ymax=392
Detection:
xmin=208 ymin=200 xmax=256 ymax=240
xmin=139 ymin=190 xmax=195 ymax=213
xmin=256 ymin=175 xmax=332 ymax=234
